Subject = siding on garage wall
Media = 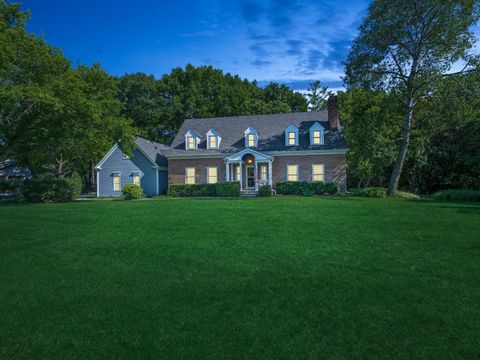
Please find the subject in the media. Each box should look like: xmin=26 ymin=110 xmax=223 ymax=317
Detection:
xmin=98 ymin=147 xmax=159 ymax=197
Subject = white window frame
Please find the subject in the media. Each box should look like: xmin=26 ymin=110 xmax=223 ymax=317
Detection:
xmin=247 ymin=134 xmax=255 ymax=147
xmin=113 ymin=174 xmax=121 ymax=191
xmin=186 ymin=136 xmax=196 ymax=150
xmin=286 ymin=164 xmax=299 ymax=182
xmin=259 ymin=164 xmax=267 ymax=181
xmin=288 ymin=132 xmax=296 ymax=146
xmin=208 ymin=135 xmax=218 ymax=149
xmin=206 ymin=166 xmax=218 ymax=184
xmin=312 ymin=130 xmax=322 ymax=145
xmin=312 ymin=163 xmax=325 ymax=182
xmin=185 ymin=167 xmax=196 ymax=184
xmin=132 ymin=174 xmax=141 ymax=186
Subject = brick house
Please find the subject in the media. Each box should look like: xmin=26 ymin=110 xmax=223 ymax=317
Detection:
xmin=96 ymin=96 xmax=347 ymax=196
xmin=165 ymin=96 xmax=347 ymax=192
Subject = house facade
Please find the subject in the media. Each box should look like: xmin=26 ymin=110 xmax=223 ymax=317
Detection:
xmin=165 ymin=96 xmax=347 ymax=192
xmin=95 ymin=137 xmax=168 ymax=197
xmin=96 ymin=96 xmax=347 ymax=197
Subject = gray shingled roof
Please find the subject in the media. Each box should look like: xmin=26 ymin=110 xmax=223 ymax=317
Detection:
xmin=166 ymin=111 xmax=346 ymax=156
xmin=135 ymin=136 xmax=169 ymax=166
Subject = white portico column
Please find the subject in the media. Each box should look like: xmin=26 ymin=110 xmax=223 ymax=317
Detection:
xmin=225 ymin=161 xmax=230 ymax=182
xmin=239 ymin=161 xmax=243 ymax=189
xmin=268 ymin=160 xmax=273 ymax=186
xmin=254 ymin=160 xmax=259 ymax=192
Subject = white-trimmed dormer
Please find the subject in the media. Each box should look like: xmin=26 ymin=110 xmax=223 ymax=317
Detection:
xmin=185 ymin=130 xmax=201 ymax=150
xmin=285 ymin=123 xmax=299 ymax=146
xmin=244 ymin=127 xmax=258 ymax=148
xmin=206 ymin=128 xmax=221 ymax=150
xmin=309 ymin=122 xmax=325 ymax=145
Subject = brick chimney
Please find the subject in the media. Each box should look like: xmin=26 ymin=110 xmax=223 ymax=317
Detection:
xmin=327 ymin=95 xmax=339 ymax=129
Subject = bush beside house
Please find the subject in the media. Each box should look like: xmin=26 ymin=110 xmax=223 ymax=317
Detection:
xmin=122 ymin=184 xmax=144 ymax=200
xmin=276 ymin=181 xmax=340 ymax=196
xmin=168 ymin=182 xmax=240 ymax=197
xmin=258 ymin=185 xmax=272 ymax=197
xmin=23 ymin=173 xmax=82 ymax=203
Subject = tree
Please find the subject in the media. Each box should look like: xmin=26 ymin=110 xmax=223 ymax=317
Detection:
xmin=306 ymin=80 xmax=331 ymax=111
xmin=345 ymin=0 xmax=480 ymax=195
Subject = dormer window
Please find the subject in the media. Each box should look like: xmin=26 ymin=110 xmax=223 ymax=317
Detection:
xmin=244 ymin=127 xmax=258 ymax=148
xmin=206 ymin=128 xmax=221 ymax=150
xmin=185 ymin=130 xmax=200 ymax=150
xmin=284 ymin=124 xmax=299 ymax=146
xmin=309 ymin=122 xmax=324 ymax=146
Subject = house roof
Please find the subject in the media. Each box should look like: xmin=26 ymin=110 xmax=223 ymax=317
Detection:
xmin=166 ymin=111 xmax=346 ymax=157
xmin=134 ymin=136 xmax=169 ymax=166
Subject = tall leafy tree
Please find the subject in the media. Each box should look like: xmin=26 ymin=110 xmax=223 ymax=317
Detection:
xmin=345 ymin=0 xmax=480 ymax=195
xmin=306 ymin=80 xmax=331 ymax=111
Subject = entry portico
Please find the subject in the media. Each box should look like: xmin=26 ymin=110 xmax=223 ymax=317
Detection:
xmin=224 ymin=149 xmax=273 ymax=191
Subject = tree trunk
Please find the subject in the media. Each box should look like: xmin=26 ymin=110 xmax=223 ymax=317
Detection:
xmin=388 ymin=94 xmax=414 ymax=196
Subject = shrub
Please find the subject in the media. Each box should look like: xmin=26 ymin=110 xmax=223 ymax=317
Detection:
xmin=324 ymin=181 xmax=340 ymax=195
xmin=167 ymin=182 xmax=240 ymax=197
xmin=432 ymin=189 xmax=480 ymax=202
xmin=396 ymin=191 xmax=419 ymax=199
xmin=276 ymin=181 xmax=302 ymax=195
xmin=23 ymin=173 xmax=82 ymax=203
xmin=354 ymin=187 xmax=387 ymax=198
xmin=122 ymin=183 xmax=144 ymax=200
xmin=258 ymin=185 xmax=272 ymax=197
xmin=216 ymin=182 xmax=240 ymax=197
xmin=310 ymin=181 xmax=325 ymax=195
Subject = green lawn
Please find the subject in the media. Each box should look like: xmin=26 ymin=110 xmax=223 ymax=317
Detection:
xmin=1 ymin=197 xmax=479 ymax=359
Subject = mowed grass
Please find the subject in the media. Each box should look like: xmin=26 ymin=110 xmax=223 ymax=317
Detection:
xmin=1 ymin=197 xmax=479 ymax=359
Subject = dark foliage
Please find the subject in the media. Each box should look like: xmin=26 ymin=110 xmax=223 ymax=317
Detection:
xmin=258 ymin=185 xmax=272 ymax=197
xmin=432 ymin=189 xmax=480 ymax=202
xmin=276 ymin=181 xmax=339 ymax=196
xmin=167 ymin=182 xmax=240 ymax=197
xmin=23 ymin=173 xmax=82 ymax=203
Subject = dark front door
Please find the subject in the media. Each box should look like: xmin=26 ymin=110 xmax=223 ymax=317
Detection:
xmin=246 ymin=166 xmax=255 ymax=189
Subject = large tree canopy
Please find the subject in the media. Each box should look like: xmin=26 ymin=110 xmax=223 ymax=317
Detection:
xmin=345 ymin=0 xmax=480 ymax=195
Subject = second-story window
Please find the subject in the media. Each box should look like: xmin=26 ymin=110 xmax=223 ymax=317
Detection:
xmin=313 ymin=130 xmax=321 ymax=145
xmin=247 ymin=134 xmax=255 ymax=147
xmin=288 ymin=132 xmax=296 ymax=145
xmin=187 ymin=136 xmax=195 ymax=150
xmin=208 ymin=136 xmax=217 ymax=149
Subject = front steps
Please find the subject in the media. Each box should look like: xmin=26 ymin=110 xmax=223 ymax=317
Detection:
xmin=240 ymin=190 xmax=257 ymax=198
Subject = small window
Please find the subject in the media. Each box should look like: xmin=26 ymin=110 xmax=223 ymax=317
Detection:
xmin=259 ymin=164 xmax=267 ymax=181
xmin=312 ymin=164 xmax=325 ymax=182
xmin=247 ymin=134 xmax=255 ymax=147
xmin=187 ymin=137 xmax=196 ymax=150
xmin=207 ymin=167 xmax=218 ymax=184
xmin=234 ymin=164 xmax=240 ymax=181
xmin=313 ymin=130 xmax=322 ymax=145
xmin=288 ymin=132 xmax=296 ymax=146
xmin=286 ymin=165 xmax=299 ymax=181
xmin=133 ymin=174 xmax=141 ymax=185
xmin=208 ymin=136 xmax=217 ymax=149
xmin=185 ymin=167 xmax=195 ymax=184
xmin=113 ymin=175 xmax=121 ymax=191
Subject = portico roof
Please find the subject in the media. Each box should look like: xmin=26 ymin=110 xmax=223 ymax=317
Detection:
xmin=224 ymin=148 xmax=273 ymax=162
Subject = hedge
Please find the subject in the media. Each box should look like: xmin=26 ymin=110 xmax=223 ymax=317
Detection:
xmin=353 ymin=187 xmax=387 ymax=198
xmin=122 ymin=183 xmax=144 ymax=200
xmin=167 ymin=182 xmax=240 ymax=197
xmin=276 ymin=181 xmax=340 ymax=196
xmin=258 ymin=185 xmax=272 ymax=197
xmin=23 ymin=173 xmax=82 ymax=203
xmin=432 ymin=189 xmax=480 ymax=202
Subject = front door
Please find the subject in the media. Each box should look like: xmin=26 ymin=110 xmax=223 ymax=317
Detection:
xmin=245 ymin=166 xmax=255 ymax=189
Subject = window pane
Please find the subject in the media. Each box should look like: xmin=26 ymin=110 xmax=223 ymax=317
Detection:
xmin=187 ymin=137 xmax=195 ymax=150
xmin=209 ymin=136 xmax=217 ymax=149
xmin=287 ymin=165 xmax=298 ymax=181
xmin=185 ymin=167 xmax=195 ymax=184
xmin=260 ymin=164 xmax=267 ymax=180
xmin=207 ymin=167 xmax=218 ymax=184
xmin=133 ymin=175 xmax=140 ymax=185
xmin=288 ymin=132 xmax=296 ymax=145
xmin=312 ymin=164 xmax=325 ymax=181
xmin=247 ymin=134 xmax=255 ymax=147
xmin=113 ymin=176 xmax=121 ymax=191
xmin=313 ymin=130 xmax=321 ymax=144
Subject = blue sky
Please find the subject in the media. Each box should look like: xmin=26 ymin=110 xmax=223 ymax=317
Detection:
xmin=20 ymin=0 xmax=478 ymax=91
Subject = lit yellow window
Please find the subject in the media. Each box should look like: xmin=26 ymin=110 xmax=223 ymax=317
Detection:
xmin=313 ymin=130 xmax=322 ymax=145
xmin=259 ymin=164 xmax=267 ymax=181
xmin=247 ymin=134 xmax=255 ymax=147
xmin=235 ymin=165 xmax=240 ymax=181
xmin=207 ymin=167 xmax=218 ymax=184
xmin=113 ymin=175 xmax=121 ymax=191
xmin=187 ymin=136 xmax=195 ymax=150
xmin=288 ymin=132 xmax=296 ymax=145
xmin=312 ymin=164 xmax=325 ymax=182
xmin=286 ymin=165 xmax=299 ymax=181
xmin=209 ymin=136 xmax=217 ymax=149
xmin=133 ymin=174 xmax=140 ymax=185
xmin=185 ymin=167 xmax=195 ymax=184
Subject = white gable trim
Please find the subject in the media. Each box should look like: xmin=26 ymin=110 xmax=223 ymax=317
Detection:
xmin=224 ymin=148 xmax=273 ymax=162
xmin=95 ymin=144 xmax=119 ymax=169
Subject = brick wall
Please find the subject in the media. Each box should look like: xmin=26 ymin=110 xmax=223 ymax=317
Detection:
xmin=168 ymin=154 xmax=347 ymax=190
xmin=272 ymin=154 xmax=346 ymax=190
